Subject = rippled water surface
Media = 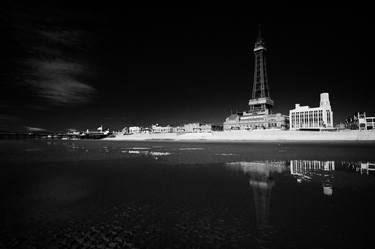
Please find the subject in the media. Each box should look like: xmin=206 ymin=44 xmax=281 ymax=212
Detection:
xmin=1 ymin=140 xmax=375 ymax=249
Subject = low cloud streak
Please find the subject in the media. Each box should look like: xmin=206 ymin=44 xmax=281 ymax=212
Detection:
xmin=26 ymin=58 xmax=94 ymax=104
xmin=29 ymin=59 xmax=85 ymax=75
xmin=31 ymin=78 xmax=95 ymax=104
xmin=38 ymin=29 xmax=84 ymax=46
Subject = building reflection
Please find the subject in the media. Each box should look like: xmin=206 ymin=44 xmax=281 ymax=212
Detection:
xmin=225 ymin=161 xmax=287 ymax=247
xmin=359 ymin=162 xmax=375 ymax=175
xmin=226 ymin=160 xmax=337 ymax=231
xmin=226 ymin=161 xmax=287 ymax=229
xmin=290 ymin=160 xmax=335 ymax=196
xmin=225 ymin=158 xmax=374 ymax=247
xmin=342 ymin=161 xmax=375 ymax=175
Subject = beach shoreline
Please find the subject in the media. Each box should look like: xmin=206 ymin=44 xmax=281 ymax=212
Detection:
xmin=104 ymin=130 xmax=375 ymax=142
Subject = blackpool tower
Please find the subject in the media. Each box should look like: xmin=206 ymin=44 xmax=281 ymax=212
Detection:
xmin=248 ymin=25 xmax=274 ymax=115
xmin=223 ymin=25 xmax=288 ymax=131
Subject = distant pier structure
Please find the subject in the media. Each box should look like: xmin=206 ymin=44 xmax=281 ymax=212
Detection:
xmin=224 ymin=26 xmax=288 ymax=130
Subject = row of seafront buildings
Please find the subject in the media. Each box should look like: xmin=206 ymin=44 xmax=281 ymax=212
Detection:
xmin=223 ymin=92 xmax=334 ymax=131
xmin=123 ymin=26 xmax=374 ymax=135
xmin=125 ymin=90 xmax=337 ymax=134
xmin=125 ymin=123 xmax=222 ymax=135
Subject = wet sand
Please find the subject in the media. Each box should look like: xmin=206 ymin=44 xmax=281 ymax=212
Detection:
xmin=1 ymin=140 xmax=375 ymax=248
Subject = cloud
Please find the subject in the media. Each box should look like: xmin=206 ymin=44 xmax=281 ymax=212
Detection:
xmin=29 ymin=78 xmax=95 ymax=104
xmin=0 ymin=115 xmax=18 ymax=121
xmin=7 ymin=7 xmax=96 ymax=105
xmin=29 ymin=59 xmax=85 ymax=75
xmin=29 ymin=46 xmax=63 ymax=57
xmin=38 ymin=29 xmax=84 ymax=46
xmin=25 ymin=57 xmax=94 ymax=104
xmin=26 ymin=126 xmax=46 ymax=132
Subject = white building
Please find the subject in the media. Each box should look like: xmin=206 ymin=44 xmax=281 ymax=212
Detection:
xmin=172 ymin=126 xmax=185 ymax=133
xmin=199 ymin=124 xmax=212 ymax=133
xmin=129 ymin=126 xmax=141 ymax=134
xmin=183 ymin=123 xmax=200 ymax=133
xmin=289 ymin=93 xmax=333 ymax=130
xmin=358 ymin=113 xmax=375 ymax=130
xmin=152 ymin=124 xmax=173 ymax=133
xmin=224 ymin=112 xmax=289 ymax=130
xmin=121 ymin=127 xmax=129 ymax=134
xmin=344 ymin=112 xmax=375 ymax=130
xmin=365 ymin=117 xmax=375 ymax=130
xmin=183 ymin=123 xmax=212 ymax=133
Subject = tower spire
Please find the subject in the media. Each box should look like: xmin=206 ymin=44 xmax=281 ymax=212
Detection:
xmin=254 ymin=24 xmax=266 ymax=50
xmin=257 ymin=24 xmax=262 ymax=42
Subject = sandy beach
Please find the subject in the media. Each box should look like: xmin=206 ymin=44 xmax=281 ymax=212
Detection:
xmin=105 ymin=130 xmax=375 ymax=142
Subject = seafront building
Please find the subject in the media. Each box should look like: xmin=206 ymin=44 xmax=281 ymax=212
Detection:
xmin=172 ymin=126 xmax=185 ymax=133
xmin=152 ymin=124 xmax=173 ymax=133
xmin=151 ymin=123 xmax=214 ymax=133
xmin=121 ymin=127 xmax=129 ymax=134
xmin=129 ymin=126 xmax=141 ymax=134
xmin=344 ymin=112 xmax=375 ymax=130
xmin=183 ymin=123 xmax=212 ymax=133
xmin=123 ymin=123 xmax=215 ymax=134
xmin=289 ymin=93 xmax=333 ymax=130
xmin=223 ymin=26 xmax=288 ymax=130
xmin=359 ymin=113 xmax=375 ymax=130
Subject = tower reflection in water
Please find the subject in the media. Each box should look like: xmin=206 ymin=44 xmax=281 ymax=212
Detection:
xmin=225 ymin=160 xmax=336 ymax=231
xmin=290 ymin=160 xmax=335 ymax=196
xmin=226 ymin=161 xmax=286 ymax=230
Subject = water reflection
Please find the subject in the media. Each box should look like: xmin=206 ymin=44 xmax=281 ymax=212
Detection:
xmin=342 ymin=161 xmax=375 ymax=175
xmin=225 ymin=160 xmax=340 ymax=227
xmin=226 ymin=159 xmax=375 ymax=235
xmin=290 ymin=160 xmax=335 ymax=196
xmin=225 ymin=161 xmax=286 ymax=247
xmin=226 ymin=161 xmax=286 ymax=230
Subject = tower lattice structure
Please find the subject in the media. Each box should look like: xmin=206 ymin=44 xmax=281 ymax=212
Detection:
xmin=248 ymin=25 xmax=274 ymax=115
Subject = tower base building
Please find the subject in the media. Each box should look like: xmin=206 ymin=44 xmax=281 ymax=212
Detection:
xmin=224 ymin=112 xmax=288 ymax=130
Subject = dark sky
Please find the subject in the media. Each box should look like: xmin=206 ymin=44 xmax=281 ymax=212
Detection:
xmin=1 ymin=4 xmax=374 ymax=132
